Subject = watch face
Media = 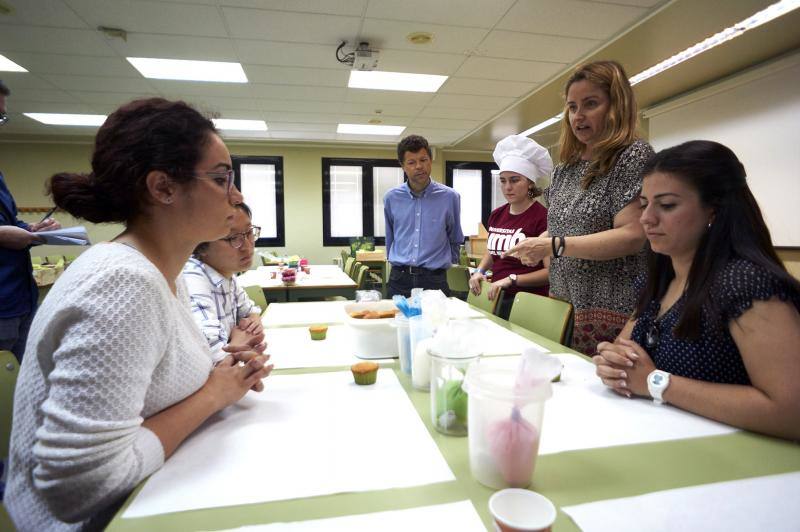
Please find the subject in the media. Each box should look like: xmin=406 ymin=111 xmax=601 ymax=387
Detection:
xmin=652 ymin=374 xmax=664 ymax=386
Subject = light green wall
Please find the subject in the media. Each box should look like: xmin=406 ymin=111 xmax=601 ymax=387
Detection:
xmin=0 ymin=138 xmax=492 ymax=264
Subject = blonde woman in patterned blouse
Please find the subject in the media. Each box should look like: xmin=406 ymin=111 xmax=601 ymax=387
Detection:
xmin=506 ymin=61 xmax=653 ymax=356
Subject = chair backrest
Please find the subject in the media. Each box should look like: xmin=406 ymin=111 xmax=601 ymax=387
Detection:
xmin=340 ymin=249 xmax=349 ymax=269
xmin=344 ymin=257 xmax=356 ymax=279
xmin=467 ymin=280 xmax=502 ymax=315
xmin=0 ymin=350 xmax=20 ymax=459
xmin=446 ymin=266 xmax=470 ymax=296
xmin=242 ymin=285 xmax=268 ymax=314
xmin=508 ymin=292 xmax=574 ymax=344
xmin=46 ymin=255 xmax=64 ymax=265
xmin=354 ymin=264 xmax=369 ymax=289
xmin=31 ymin=256 xmax=43 ymax=265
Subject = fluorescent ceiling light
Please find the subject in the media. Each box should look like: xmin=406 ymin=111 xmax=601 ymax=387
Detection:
xmin=213 ymin=119 xmax=268 ymax=131
xmin=519 ymin=0 xmax=800 ymax=136
xmin=0 ymin=54 xmax=27 ymax=72
xmin=629 ymin=0 xmax=800 ymax=85
xmin=519 ymin=114 xmax=562 ymax=137
xmin=337 ymin=123 xmax=406 ymax=135
xmin=24 ymin=113 xmax=107 ymax=126
xmin=127 ymin=57 xmax=248 ymax=83
xmin=348 ymin=70 xmax=447 ymax=92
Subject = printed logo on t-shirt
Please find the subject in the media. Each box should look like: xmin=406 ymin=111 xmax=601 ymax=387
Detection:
xmin=487 ymin=227 xmax=526 ymax=254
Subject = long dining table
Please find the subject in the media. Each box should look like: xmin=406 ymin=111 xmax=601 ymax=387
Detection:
xmin=107 ymin=299 xmax=800 ymax=531
xmin=238 ymin=264 xmax=357 ymax=303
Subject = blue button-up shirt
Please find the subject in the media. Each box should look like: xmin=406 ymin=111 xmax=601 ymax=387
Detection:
xmin=0 ymin=172 xmax=36 ymax=318
xmin=383 ymin=180 xmax=464 ymax=270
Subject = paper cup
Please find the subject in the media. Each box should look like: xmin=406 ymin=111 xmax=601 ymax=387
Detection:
xmin=489 ymin=489 xmax=556 ymax=532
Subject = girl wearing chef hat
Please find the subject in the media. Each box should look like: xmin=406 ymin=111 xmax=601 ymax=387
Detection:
xmin=468 ymin=134 xmax=552 ymax=319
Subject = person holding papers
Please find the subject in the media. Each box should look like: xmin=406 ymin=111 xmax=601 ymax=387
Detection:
xmin=0 ymin=79 xmax=61 ymax=362
xmin=593 ymin=140 xmax=800 ymax=440
xmin=468 ymin=135 xmax=551 ymax=319
xmin=183 ymin=202 xmax=265 ymax=363
xmin=6 ymin=98 xmax=273 ymax=531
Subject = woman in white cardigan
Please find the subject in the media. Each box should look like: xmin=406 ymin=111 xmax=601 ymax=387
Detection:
xmin=6 ymin=98 xmax=273 ymax=531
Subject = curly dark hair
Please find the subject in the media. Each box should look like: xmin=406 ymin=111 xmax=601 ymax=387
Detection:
xmin=48 ymin=98 xmax=217 ymax=224
xmin=397 ymin=134 xmax=431 ymax=163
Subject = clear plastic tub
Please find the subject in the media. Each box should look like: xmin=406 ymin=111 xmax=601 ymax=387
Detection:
xmin=462 ymin=361 xmax=552 ymax=488
xmin=343 ymin=301 xmax=399 ymax=359
xmin=429 ymin=349 xmax=480 ymax=436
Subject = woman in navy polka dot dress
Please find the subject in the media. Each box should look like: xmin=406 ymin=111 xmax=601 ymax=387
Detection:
xmin=593 ymin=140 xmax=800 ymax=440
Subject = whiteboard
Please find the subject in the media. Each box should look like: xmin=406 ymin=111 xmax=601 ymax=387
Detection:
xmin=646 ymin=53 xmax=800 ymax=247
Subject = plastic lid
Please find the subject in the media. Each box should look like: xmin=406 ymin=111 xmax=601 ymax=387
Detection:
xmin=462 ymin=362 xmax=553 ymax=403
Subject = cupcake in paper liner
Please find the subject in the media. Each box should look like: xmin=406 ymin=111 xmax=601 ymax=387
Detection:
xmin=351 ymin=362 xmax=379 ymax=385
xmin=309 ymin=324 xmax=328 ymax=340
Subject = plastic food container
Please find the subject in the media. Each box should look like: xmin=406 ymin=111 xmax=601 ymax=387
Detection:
xmin=343 ymin=301 xmax=399 ymax=359
xmin=429 ymin=349 xmax=480 ymax=436
xmin=394 ymin=314 xmax=412 ymax=374
xmin=462 ymin=361 xmax=552 ymax=488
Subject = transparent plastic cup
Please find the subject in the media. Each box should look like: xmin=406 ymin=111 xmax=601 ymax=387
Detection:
xmin=463 ymin=362 xmax=552 ymax=489
xmin=429 ymin=349 xmax=480 ymax=436
xmin=394 ymin=314 xmax=411 ymax=374
xmin=408 ymin=315 xmax=433 ymax=389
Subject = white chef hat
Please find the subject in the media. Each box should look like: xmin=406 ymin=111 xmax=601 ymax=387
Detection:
xmin=492 ymin=135 xmax=553 ymax=184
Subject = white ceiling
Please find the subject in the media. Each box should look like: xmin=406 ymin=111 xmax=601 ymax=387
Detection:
xmin=0 ymin=0 xmax=664 ymax=146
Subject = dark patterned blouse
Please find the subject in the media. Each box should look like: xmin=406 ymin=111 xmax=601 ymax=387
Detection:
xmin=631 ymin=259 xmax=800 ymax=384
xmin=545 ymin=139 xmax=655 ymax=355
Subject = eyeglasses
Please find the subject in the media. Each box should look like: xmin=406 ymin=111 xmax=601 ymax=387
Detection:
xmin=221 ymin=225 xmax=261 ymax=249
xmin=194 ymin=169 xmax=235 ymax=195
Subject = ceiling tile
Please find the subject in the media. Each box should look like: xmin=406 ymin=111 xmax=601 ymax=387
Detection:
xmin=215 ymin=0 xmax=367 ymax=17
xmin=174 ymin=96 xmax=263 ymax=114
xmin=147 ymin=80 xmax=252 ymax=98
xmin=0 ymin=0 xmax=87 ymax=28
xmin=70 ymin=91 xmax=161 ymax=106
xmin=105 ymin=34 xmax=239 ymax=62
xmin=456 ymin=57 xmax=564 ymax=83
xmin=344 ymin=88 xmax=434 ymax=106
xmin=0 ymin=72 xmax=58 ymax=91
xmin=4 ymin=53 xmax=141 ymax=78
xmin=496 ymin=0 xmax=649 ymax=41
xmin=41 ymin=74 xmax=155 ymax=93
xmin=365 ymin=0 xmax=516 ymax=29
xmin=244 ymin=65 xmax=349 ymax=87
xmin=440 ymin=77 xmax=535 ymax=98
xmin=360 ymin=19 xmax=489 ymax=55
xmin=6 ymin=88 xmax=81 ymax=104
xmin=584 ymin=0 xmax=664 ymax=6
xmin=479 ymin=30 xmax=599 ymax=63
xmin=338 ymin=102 xmax=421 ymax=117
xmin=427 ymin=93 xmax=515 ymax=111
xmin=0 ymin=26 xmax=115 ymax=56
xmin=256 ymin=100 xmax=344 ymax=114
xmin=66 ymin=0 xmax=229 ymax=37
xmin=13 ymin=101 xmax=97 ymax=114
xmin=272 ymin=131 xmax=338 ymax=140
xmin=420 ymin=106 xmax=496 ymax=121
xmin=377 ymin=48 xmax=466 ymax=75
xmin=408 ymin=117 xmax=483 ymax=130
xmin=249 ymin=84 xmax=346 ymax=102
xmin=235 ymin=40 xmax=333 ymax=68
xmin=222 ymin=7 xmax=361 ymax=44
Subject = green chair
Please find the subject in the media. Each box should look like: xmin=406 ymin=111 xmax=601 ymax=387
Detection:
xmin=340 ymin=249 xmax=349 ymax=270
xmin=467 ymin=280 xmax=502 ymax=315
xmin=344 ymin=257 xmax=356 ymax=279
xmin=446 ymin=266 xmax=470 ymax=300
xmin=508 ymin=292 xmax=574 ymax=344
xmin=31 ymin=256 xmax=43 ymax=265
xmin=353 ymin=264 xmax=370 ymax=289
xmin=45 ymin=255 xmax=64 ymax=265
xmin=243 ymin=285 xmax=268 ymax=314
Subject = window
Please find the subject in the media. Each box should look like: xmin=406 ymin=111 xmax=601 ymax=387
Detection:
xmin=445 ymin=161 xmax=499 ymax=237
xmin=233 ymin=155 xmax=285 ymax=247
xmin=322 ymin=158 xmax=404 ymax=246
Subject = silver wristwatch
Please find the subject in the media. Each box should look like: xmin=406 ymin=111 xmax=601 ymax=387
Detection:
xmin=647 ymin=369 xmax=671 ymax=405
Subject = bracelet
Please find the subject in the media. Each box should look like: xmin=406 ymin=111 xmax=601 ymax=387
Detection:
xmin=551 ymin=236 xmax=558 ymax=258
xmin=477 ymin=268 xmax=487 ymax=275
xmin=557 ymin=236 xmax=566 ymax=257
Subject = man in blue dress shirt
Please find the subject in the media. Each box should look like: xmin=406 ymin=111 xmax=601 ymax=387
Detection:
xmin=0 ymin=80 xmax=60 ymax=361
xmin=383 ymin=135 xmax=464 ymax=298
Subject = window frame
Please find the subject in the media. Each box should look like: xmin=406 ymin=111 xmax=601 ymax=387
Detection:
xmin=321 ymin=157 xmax=403 ymax=247
xmin=445 ymin=161 xmax=498 ymax=232
xmin=232 ymin=155 xmax=286 ymax=247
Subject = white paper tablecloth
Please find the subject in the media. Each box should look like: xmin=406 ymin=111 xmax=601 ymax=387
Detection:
xmin=266 ymin=325 xmax=397 ymax=369
xmin=214 ymin=500 xmax=486 ymax=531
xmin=123 ymin=370 xmax=454 ymax=518
xmin=563 ymin=471 xmax=800 ymax=532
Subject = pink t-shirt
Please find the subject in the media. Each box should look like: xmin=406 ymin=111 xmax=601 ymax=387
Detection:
xmin=486 ymin=202 xmax=548 ymax=297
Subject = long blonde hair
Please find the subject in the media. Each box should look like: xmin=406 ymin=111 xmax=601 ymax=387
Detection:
xmin=558 ymin=61 xmax=639 ymax=189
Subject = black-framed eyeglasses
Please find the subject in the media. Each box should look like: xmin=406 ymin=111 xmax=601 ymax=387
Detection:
xmin=194 ymin=169 xmax=235 ymax=195
xmin=221 ymin=225 xmax=261 ymax=249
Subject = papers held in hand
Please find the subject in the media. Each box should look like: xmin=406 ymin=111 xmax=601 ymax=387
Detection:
xmin=34 ymin=226 xmax=91 ymax=246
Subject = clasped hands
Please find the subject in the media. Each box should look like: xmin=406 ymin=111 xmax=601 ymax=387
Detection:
xmin=468 ymin=272 xmax=510 ymax=300
xmin=593 ymin=338 xmax=656 ymax=398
